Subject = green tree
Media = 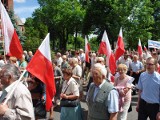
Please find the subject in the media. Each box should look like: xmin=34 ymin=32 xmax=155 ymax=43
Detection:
xmin=82 ymin=0 xmax=154 ymax=49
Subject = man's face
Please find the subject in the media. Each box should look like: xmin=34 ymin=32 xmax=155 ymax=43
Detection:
xmin=146 ymin=59 xmax=155 ymax=73
xmin=92 ymin=68 xmax=103 ymax=86
xmin=0 ymin=70 xmax=10 ymax=89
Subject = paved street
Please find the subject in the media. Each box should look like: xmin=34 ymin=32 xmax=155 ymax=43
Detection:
xmin=51 ymin=94 xmax=139 ymax=120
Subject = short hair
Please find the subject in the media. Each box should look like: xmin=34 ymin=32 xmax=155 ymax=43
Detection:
xmin=146 ymin=57 xmax=157 ymax=65
xmin=117 ymin=64 xmax=128 ymax=73
xmin=96 ymin=57 xmax=104 ymax=63
xmin=62 ymin=55 xmax=67 ymax=60
xmin=1 ymin=64 xmax=21 ymax=81
xmin=93 ymin=63 xmax=107 ymax=77
xmin=72 ymin=57 xmax=78 ymax=64
xmin=62 ymin=68 xmax=73 ymax=76
xmin=9 ymin=57 xmax=17 ymax=63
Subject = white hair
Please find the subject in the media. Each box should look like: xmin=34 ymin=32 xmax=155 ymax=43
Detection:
xmin=72 ymin=57 xmax=78 ymax=64
xmin=93 ymin=63 xmax=107 ymax=77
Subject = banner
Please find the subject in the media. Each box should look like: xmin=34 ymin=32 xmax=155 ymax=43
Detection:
xmin=148 ymin=40 xmax=160 ymax=49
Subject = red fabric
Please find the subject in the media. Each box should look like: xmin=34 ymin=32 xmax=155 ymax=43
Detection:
xmin=144 ymin=45 xmax=147 ymax=51
xmin=109 ymin=53 xmax=116 ymax=75
xmin=26 ymin=50 xmax=56 ymax=111
xmin=85 ymin=38 xmax=91 ymax=63
xmin=110 ymin=74 xmax=115 ymax=83
xmin=115 ymin=36 xmax=125 ymax=61
xmin=98 ymin=42 xmax=107 ymax=55
xmin=138 ymin=40 xmax=143 ymax=56
xmin=9 ymin=30 xmax=23 ymax=59
xmin=98 ymin=31 xmax=116 ymax=74
xmin=1 ymin=2 xmax=23 ymax=59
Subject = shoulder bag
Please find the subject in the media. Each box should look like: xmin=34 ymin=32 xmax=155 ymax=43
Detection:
xmin=60 ymin=83 xmax=79 ymax=107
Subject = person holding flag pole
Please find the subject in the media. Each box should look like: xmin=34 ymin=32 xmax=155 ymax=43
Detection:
xmin=0 ymin=64 xmax=35 ymax=119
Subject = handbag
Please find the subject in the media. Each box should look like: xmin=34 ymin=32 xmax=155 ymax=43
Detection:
xmin=60 ymin=83 xmax=79 ymax=107
xmin=60 ymin=98 xmax=79 ymax=107
xmin=34 ymin=100 xmax=46 ymax=118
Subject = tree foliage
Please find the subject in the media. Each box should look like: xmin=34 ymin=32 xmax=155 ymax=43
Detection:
xmin=24 ymin=0 xmax=160 ymax=52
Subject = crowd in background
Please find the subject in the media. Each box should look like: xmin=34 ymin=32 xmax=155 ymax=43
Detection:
xmin=0 ymin=48 xmax=159 ymax=120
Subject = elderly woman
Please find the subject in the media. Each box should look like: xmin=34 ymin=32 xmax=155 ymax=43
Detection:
xmin=60 ymin=68 xmax=83 ymax=120
xmin=114 ymin=64 xmax=134 ymax=120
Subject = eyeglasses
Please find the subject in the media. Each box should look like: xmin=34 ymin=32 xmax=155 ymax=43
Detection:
xmin=146 ymin=63 xmax=155 ymax=66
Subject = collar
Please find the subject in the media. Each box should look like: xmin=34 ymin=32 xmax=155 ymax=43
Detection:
xmin=4 ymin=80 xmax=20 ymax=93
xmin=95 ymin=79 xmax=106 ymax=89
xmin=66 ymin=77 xmax=74 ymax=85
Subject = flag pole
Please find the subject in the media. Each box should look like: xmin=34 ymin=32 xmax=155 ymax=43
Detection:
xmin=2 ymin=70 xmax=27 ymax=105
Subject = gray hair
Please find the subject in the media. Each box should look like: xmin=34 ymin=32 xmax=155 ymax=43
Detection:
xmin=1 ymin=64 xmax=21 ymax=81
xmin=93 ymin=63 xmax=107 ymax=77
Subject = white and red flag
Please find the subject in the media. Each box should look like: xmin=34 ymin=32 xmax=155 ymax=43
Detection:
xmin=0 ymin=1 xmax=23 ymax=59
xmin=26 ymin=33 xmax=56 ymax=111
xmin=85 ymin=36 xmax=91 ymax=63
xmin=115 ymin=27 xmax=125 ymax=61
xmin=138 ymin=39 xmax=143 ymax=57
xmin=144 ymin=45 xmax=147 ymax=51
xmin=98 ymin=31 xmax=116 ymax=74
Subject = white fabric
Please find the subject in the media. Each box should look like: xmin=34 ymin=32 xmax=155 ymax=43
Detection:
xmin=38 ymin=33 xmax=51 ymax=61
xmin=0 ymin=1 xmax=14 ymax=54
xmin=62 ymin=77 xmax=79 ymax=96
xmin=102 ymin=31 xmax=111 ymax=66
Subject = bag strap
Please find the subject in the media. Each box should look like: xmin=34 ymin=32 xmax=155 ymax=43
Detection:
xmin=62 ymin=84 xmax=70 ymax=94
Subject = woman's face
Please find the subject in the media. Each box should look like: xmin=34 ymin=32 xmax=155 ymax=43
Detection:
xmin=118 ymin=68 xmax=126 ymax=75
xmin=63 ymin=73 xmax=71 ymax=81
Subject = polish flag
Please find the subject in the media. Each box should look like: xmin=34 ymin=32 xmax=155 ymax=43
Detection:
xmin=0 ymin=1 xmax=23 ymax=59
xmin=115 ymin=27 xmax=125 ymax=61
xmin=98 ymin=31 xmax=116 ymax=74
xmin=138 ymin=39 xmax=143 ymax=57
xmin=144 ymin=45 xmax=147 ymax=51
xmin=26 ymin=33 xmax=56 ymax=111
xmin=85 ymin=36 xmax=91 ymax=63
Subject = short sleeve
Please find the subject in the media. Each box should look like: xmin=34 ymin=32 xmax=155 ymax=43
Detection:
xmin=70 ymin=81 xmax=79 ymax=96
xmin=107 ymin=89 xmax=119 ymax=113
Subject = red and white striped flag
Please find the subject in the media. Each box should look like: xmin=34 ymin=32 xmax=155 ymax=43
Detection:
xmin=144 ymin=45 xmax=147 ymax=51
xmin=138 ymin=39 xmax=143 ymax=57
xmin=98 ymin=31 xmax=116 ymax=74
xmin=26 ymin=33 xmax=56 ymax=111
xmin=115 ymin=27 xmax=125 ymax=61
xmin=85 ymin=36 xmax=91 ymax=63
xmin=0 ymin=1 xmax=23 ymax=59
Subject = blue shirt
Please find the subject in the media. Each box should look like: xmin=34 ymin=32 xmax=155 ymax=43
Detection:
xmin=131 ymin=61 xmax=144 ymax=72
xmin=138 ymin=71 xmax=160 ymax=104
xmin=92 ymin=80 xmax=119 ymax=113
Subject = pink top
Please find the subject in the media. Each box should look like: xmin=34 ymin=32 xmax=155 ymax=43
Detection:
xmin=114 ymin=75 xmax=132 ymax=102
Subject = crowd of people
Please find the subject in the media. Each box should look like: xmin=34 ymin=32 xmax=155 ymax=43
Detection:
xmin=0 ymin=48 xmax=159 ymax=120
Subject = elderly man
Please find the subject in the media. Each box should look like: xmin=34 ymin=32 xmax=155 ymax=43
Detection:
xmin=136 ymin=57 xmax=160 ymax=120
xmin=87 ymin=63 xmax=119 ymax=120
xmin=0 ymin=64 xmax=34 ymax=120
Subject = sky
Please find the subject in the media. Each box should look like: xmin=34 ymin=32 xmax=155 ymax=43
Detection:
xmin=14 ymin=0 xmax=40 ymax=23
